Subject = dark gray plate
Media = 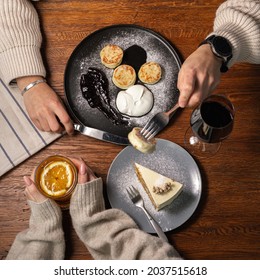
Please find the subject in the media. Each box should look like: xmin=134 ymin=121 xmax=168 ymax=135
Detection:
xmin=106 ymin=139 xmax=202 ymax=233
xmin=64 ymin=24 xmax=181 ymax=137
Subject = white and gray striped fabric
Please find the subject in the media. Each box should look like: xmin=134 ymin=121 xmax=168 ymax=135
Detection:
xmin=0 ymin=76 xmax=60 ymax=177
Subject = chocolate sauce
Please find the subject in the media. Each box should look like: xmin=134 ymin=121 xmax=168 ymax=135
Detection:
xmin=80 ymin=67 xmax=128 ymax=126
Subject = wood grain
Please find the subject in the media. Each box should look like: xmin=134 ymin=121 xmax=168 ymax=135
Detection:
xmin=0 ymin=0 xmax=259 ymax=260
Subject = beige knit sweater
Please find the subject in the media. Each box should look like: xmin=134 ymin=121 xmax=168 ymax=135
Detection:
xmin=0 ymin=0 xmax=259 ymax=85
xmin=6 ymin=178 xmax=182 ymax=260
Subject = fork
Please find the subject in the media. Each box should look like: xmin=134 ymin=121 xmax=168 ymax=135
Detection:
xmin=141 ymin=103 xmax=180 ymax=140
xmin=126 ymin=185 xmax=168 ymax=242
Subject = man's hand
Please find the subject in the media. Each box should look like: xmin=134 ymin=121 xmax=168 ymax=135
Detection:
xmin=177 ymin=44 xmax=222 ymax=108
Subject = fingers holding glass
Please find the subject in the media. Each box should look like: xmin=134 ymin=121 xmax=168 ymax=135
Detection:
xmin=24 ymin=176 xmax=47 ymax=203
xmin=69 ymin=157 xmax=97 ymax=184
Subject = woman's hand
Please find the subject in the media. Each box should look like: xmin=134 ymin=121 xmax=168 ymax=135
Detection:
xmin=24 ymin=158 xmax=97 ymax=203
xmin=69 ymin=157 xmax=97 ymax=184
xmin=177 ymin=44 xmax=222 ymax=108
xmin=17 ymin=76 xmax=74 ymax=135
xmin=23 ymin=157 xmax=96 ymax=203
xmin=23 ymin=175 xmax=47 ymax=203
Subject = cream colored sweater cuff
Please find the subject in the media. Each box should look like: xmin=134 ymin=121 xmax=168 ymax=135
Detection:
xmin=0 ymin=0 xmax=46 ymax=85
xmin=0 ymin=45 xmax=46 ymax=85
xmin=210 ymin=0 xmax=260 ymax=66
xmin=70 ymin=178 xmax=105 ymax=218
xmin=6 ymin=199 xmax=65 ymax=260
xmin=28 ymin=199 xmax=62 ymax=231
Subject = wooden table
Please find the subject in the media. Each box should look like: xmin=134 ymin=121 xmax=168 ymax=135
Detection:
xmin=0 ymin=0 xmax=259 ymax=260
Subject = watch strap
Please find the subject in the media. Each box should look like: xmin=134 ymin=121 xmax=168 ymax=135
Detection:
xmin=199 ymin=35 xmax=232 ymax=73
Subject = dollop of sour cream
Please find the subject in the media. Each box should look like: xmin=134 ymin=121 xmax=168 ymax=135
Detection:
xmin=116 ymin=84 xmax=154 ymax=117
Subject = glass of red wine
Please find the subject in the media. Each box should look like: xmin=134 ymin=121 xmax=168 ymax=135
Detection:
xmin=184 ymin=94 xmax=235 ymax=157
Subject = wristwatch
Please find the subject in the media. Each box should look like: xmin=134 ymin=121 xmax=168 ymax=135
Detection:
xmin=200 ymin=35 xmax=233 ymax=73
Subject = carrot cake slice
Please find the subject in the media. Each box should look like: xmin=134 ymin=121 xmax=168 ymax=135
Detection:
xmin=134 ymin=163 xmax=183 ymax=211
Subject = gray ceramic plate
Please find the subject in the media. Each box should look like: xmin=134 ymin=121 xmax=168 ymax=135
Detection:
xmin=106 ymin=139 xmax=202 ymax=233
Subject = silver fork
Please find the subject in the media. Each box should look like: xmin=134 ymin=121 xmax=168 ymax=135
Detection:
xmin=141 ymin=103 xmax=180 ymax=140
xmin=126 ymin=185 xmax=168 ymax=242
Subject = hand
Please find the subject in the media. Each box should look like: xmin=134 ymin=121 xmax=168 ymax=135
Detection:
xmin=23 ymin=157 xmax=97 ymax=202
xmin=17 ymin=76 xmax=74 ymax=135
xmin=69 ymin=157 xmax=97 ymax=184
xmin=23 ymin=176 xmax=47 ymax=203
xmin=177 ymin=44 xmax=222 ymax=108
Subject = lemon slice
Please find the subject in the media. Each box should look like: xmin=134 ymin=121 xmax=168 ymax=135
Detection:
xmin=40 ymin=161 xmax=73 ymax=197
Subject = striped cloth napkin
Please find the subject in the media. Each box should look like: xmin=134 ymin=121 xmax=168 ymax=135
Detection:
xmin=0 ymin=77 xmax=61 ymax=177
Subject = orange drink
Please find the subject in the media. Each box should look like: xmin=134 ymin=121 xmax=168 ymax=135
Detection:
xmin=35 ymin=155 xmax=78 ymax=209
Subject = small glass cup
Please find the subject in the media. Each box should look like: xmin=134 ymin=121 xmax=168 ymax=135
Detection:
xmin=34 ymin=155 xmax=78 ymax=209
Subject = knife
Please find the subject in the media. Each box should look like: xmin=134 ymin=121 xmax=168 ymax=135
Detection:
xmin=74 ymin=123 xmax=130 ymax=145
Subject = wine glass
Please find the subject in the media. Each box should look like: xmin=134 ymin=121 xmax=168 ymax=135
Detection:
xmin=184 ymin=94 xmax=235 ymax=157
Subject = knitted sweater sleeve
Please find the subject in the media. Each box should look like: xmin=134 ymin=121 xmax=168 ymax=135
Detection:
xmin=211 ymin=0 xmax=260 ymax=66
xmin=70 ymin=178 xmax=182 ymax=260
xmin=6 ymin=199 xmax=65 ymax=260
xmin=0 ymin=0 xmax=46 ymax=85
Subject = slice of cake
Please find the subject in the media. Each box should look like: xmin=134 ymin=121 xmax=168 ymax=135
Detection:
xmin=134 ymin=163 xmax=183 ymax=211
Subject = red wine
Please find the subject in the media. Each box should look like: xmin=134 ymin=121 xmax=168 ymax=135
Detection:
xmin=201 ymin=101 xmax=233 ymax=128
xmin=190 ymin=100 xmax=234 ymax=143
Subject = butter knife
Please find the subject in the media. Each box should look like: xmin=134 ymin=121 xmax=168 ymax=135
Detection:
xmin=74 ymin=123 xmax=130 ymax=145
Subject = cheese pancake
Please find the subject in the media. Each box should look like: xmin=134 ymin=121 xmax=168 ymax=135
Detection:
xmin=138 ymin=61 xmax=162 ymax=84
xmin=100 ymin=44 xmax=124 ymax=69
xmin=128 ymin=127 xmax=156 ymax=153
xmin=112 ymin=64 xmax=136 ymax=89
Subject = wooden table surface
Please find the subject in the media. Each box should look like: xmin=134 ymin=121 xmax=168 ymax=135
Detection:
xmin=0 ymin=0 xmax=259 ymax=260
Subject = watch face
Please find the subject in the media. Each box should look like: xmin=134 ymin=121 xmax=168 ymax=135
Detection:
xmin=213 ymin=36 xmax=232 ymax=57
